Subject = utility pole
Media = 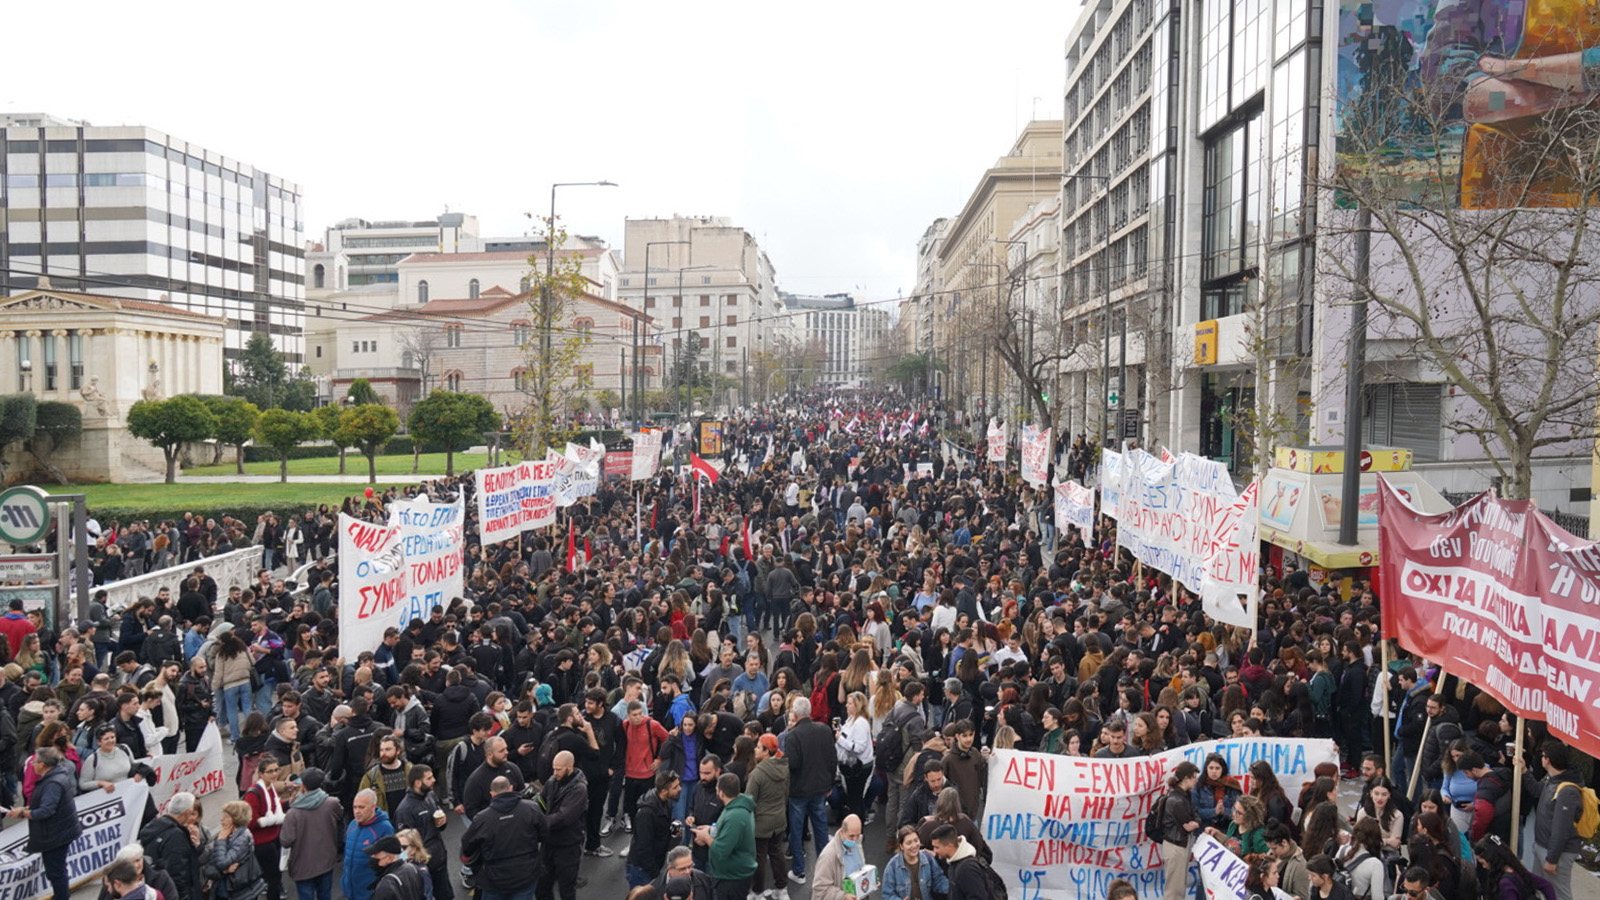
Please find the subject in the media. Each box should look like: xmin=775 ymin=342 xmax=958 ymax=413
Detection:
xmin=542 ymin=180 xmax=615 ymax=442
xmin=1338 ymin=205 xmax=1373 ymax=545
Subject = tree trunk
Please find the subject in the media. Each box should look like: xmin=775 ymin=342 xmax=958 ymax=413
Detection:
xmin=412 ymin=446 xmax=420 ymax=474
xmin=338 ymin=447 xmax=347 ymax=475
xmin=368 ymin=453 xmax=378 ymax=484
xmin=280 ymin=453 xmax=289 ymax=483
xmin=236 ymin=445 xmax=246 ymax=475
xmin=447 ymin=450 xmax=455 ymax=477
xmin=1508 ymin=446 xmax=1535 ymax=501
xmin=165 ymin=448 xmax=178 ymax=484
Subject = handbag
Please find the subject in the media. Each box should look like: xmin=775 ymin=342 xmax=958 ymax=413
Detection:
xmin=249 ymin=664 xmax=263 ymax=692
xmin=227 ymin=844 xmax=266 ymax=900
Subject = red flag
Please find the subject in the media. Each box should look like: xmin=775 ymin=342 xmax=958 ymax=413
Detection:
xmin=741 ymin=515 xmax=753 ymax=560
xmin=693 ymin=479 xmax=701 ymax=521
xmin=690 ymin=452 xmax=719 ymax=485
xmin=584 ymin=536 xmax=591 ymax=566
xmin=564 ymin=520 xmax=577 ymax=572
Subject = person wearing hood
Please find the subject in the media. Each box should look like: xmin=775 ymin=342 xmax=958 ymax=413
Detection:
xmin=1192 ymin=752 xmax=1245 ymax=829
xmin=747 ymin=733 xmax=792 ymax=899
xmin=8 ymin=746 xmax=82 ymax=900
xmin=342 ymin=789 xmax=395 ymax=900
xmin=385 ymin=686 xmax=433 ymax=765
xmin=366 ymin=835 xmax=428 ymax=900
xmin=461 ymin=775 xmax=546 ymax=900
xmin=692 ymin=772 xmax=758 ymax=900
xmin=811 ymin=813 xmax=866 ymax=900
xmin=930 ymin=824 xmax=992 ymax=900
xmin=1418 ymin=693 xmax=1464 ymax=793
xmin=264 ymin=717 xmax=304 ymax=773
xmin=175 ymin=657 xmax=214 ymax=752
xmin=281 ymin=768 xmax=343 ymax=900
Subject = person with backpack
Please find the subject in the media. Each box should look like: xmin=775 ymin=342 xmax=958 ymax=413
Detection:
xmin=1474 ymin=835 xmax=1557 ymax=900
xmin=877 ymin=681 xmax=928 ymax=853
xmin=1342 ymin=818 xmax=1389 ymax=900
xmin=1532 ymin=739 xmax=1590 ymax=900
xmin=1157 ymin=761 xmax=1202 ymax=900
xmin=1305 ymin=854 xmax=1355 ymax=900
xmin=930 ymin=822 xmax=1006 ymax=900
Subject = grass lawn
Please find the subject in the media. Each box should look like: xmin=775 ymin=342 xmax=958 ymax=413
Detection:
xmin=186 ymin=451 xmax=505 ymax=477
xmin=34 ymin=482 xmax=414 ymax=516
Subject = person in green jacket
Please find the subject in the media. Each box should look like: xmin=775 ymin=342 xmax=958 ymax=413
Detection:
xmin=694 ymin=772 xmax=758 ymax=896
xmin=1039 ymin=708 xmax=1066 ymax=754
xmin=1208 ymin=794 xmax=1270 ymax=857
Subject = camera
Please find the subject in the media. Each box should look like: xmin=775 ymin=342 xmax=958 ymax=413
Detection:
xmin=670 ymin=820 xmax=685 ymax=839
xmin=831 ymin=717 xmax=842 ymax=729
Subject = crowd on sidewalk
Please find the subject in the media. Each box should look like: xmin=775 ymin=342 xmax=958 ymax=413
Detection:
xmin=0 ymin=388 xmax=1587 ymax=900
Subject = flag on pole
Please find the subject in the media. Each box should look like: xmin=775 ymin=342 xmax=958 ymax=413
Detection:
xmin=564 ymin=520 xmax=578 ymax=572
xmin=690 ymin=452 xmax=719 ymax=485
xmin=741 ymin=515 xmax=754 ymax=559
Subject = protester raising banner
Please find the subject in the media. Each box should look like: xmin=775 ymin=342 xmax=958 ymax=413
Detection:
xmin=983 ymin=737 xmax=1335 ymax=900
xmin=1055 ymin=481 xmax=1096 ymax=547
xmin=1378 ymin=479 xmax=1600 ymax=762
xmin=1198 ymin=481 xmax=1260 ymax=630
xmin=631 ymin=429 xmax=663 ymax=481
xmin=338 ymin=513 xmax=405 ymax=657
xmin=1021 ymin=425 xmax=1052 ymax=488
xmin=1115 ymin=450 xmax=1242 ymax=593
xmin=987 ymin=418 xmax=1008 ymax=462
xmin=1100 ymin=449 xmax=1124 ymax=520
xmin=1191 ymin=834 xmax=1251 ymax=900
xmin=474 ymin=458 xmax=555 ymax=545
xmin=145 ymin=722 xmax=227 ymax=813
xmin=0 ymin=779 xmax=150 ymax=900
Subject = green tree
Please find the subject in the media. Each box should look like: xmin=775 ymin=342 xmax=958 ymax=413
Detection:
xmin=227 ymin=332 xmax=289 ymax=409
xmin=281 ymin=368 xmax=318 ymax=412
xmin=0 ymin=394 xmax=38 ymax=483
xmin=517 ymin=221 xmax=594 ymax=454
xmin=339 ymin=404 xmax=402 ymax=484
xmin=408 ymin=390 xmax=500 ymax=476
xmin=251 ymin=409 xmax=320 ymax=483
xmin=346 ymin=378 xmax=380 ymax=406
xmin=128 ymin=396 xmax=217 ymax=483
xmin=27 ymin=401 xmax=81 ymax=484
xmin=311 ymin=405 xmax=348 ymax=475
xmin=204 ymin=396 xmax=260 ymax=475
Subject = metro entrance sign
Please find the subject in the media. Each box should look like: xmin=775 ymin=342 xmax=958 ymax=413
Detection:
xmin=0 ymin=486 xmax=50 ymax=545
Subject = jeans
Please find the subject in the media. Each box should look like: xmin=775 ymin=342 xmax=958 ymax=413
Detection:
xmin=254 ymin=681 xmax=276 ymax=715
xmin=219 ymin=683 xmax=253 ymax=740
xmin=1390 ymin=743 xmax=1411 ymax=799
xmin=481 ymin=887 xmax=536 ymax=900
xmin=41 ymin=845 xmax=70 ymax=900
xmin=673 ymin=781 xmax=698 ymax=823
xmin=787 ymin=794 xmax=829 ymax=876
xmin=626 ymin=865 xmax=654 ymax=889
xmin=294 ymin=871 xmax=331 ymax=900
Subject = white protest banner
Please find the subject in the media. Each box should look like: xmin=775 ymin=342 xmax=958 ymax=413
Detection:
xmin=1022 ymin=426 xmax=1052 ymax=488
xmin=553 ymin=447 xmax=599 ymax=507
xmin=393 ymin=496 xmax=465 ymax=624
xmin=145 ymin=722 xmax=226 ymax=813
xmin=1055 ymin=481 xmax=1096 ymax=547
xmin=916 ymin=462 xmax=934 ymax=479
xmin=987 ymin=418 xmax=1008 ymax=463
xmin=474 ymin=459 xmax=556 ymax=545
xmin=1100 ymin=449 xmax=1124 ymax=521
xmin=1115 ymin=450 xmax=1241 ymax=593
xmin=1192 ymin=834 xmax=1250 ymax=900
xmin=983 ymin=737 xmax=1335 ymax=900
xmin=338 ymin=513 xmax=406 ymax=656
xmin=1199 ymin=481 xmax=1260 ymax=630
xmin=632 ymin=430 xmax=663 ymax=481
xmin=0 ymin=778 xmax=150 ymax=899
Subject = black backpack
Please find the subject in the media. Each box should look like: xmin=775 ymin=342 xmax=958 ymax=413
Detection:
xmin=958 ymin=855 xmax=1010 ymax=900
xmin=1144 ymin=794 xmax=1169 ymax=843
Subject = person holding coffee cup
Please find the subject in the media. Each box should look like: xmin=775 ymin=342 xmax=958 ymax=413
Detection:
xmin=393 ymin=764 xmax=453 ymax=900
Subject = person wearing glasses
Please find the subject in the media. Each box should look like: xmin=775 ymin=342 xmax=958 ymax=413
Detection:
xmin=1532 ymin=740 xmax=1584 ymax=900
xmin=1395 ymin=865 xmax=1447 ymax=900
xmin=652 ymin=847 xmax=713 ymax=900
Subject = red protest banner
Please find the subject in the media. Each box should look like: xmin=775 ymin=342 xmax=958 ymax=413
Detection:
xmin=1378 ymin=479 xmax=1600 ymax=760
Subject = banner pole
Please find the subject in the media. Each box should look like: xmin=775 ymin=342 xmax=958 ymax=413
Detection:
xmin=1381 ymin=639 xmax=1394 ymax=777
xmin=1406 ymin=665 xmax=1445 ymax=801
xmin=1510 ymin=716 xmax=1527 ymax=856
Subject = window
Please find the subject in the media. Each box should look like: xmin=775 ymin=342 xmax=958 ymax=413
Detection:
xmin=647 ymin=277 xmax=657 ymax=287
xmin=445 ymin=326 xmax=462 ymax=349
xmin=699 ymin=316 xmax=710 ymax=328
xmin=313 ymin=264 xmax=325 ymax=289
xmin=702 ymin=276 xmax=712 ymax=285
xmin=700 ymin=295 xmax=711 ymax=306
xmin=573 ymin=317 xmax=594 ymax=333
xmin=726 ymin=315 xmax=738 ymax=326
xmin=727 ymin=336 xmax=737 ymax=348
xmin=513 ymin=368 xmax=529 ymax=391
xmin=417 ymin=280 xmax=429 ymax=305
xmin=68 ymin=333 xmax=82 ymax=389
xmin=41 ymin=335 xmax=56 ymax=391
xmin=672 ymin=296 xmax=681 ymax=308
xmin=469 ymin=279 xmax=480 ymax=300
xmin=444 ymin=371 xmax=462 ymax=392
xmin=645 ymin=296 xmax=656 ymax=309
xmin=672 ymin=317 xmax=682 ymax=328
xmin=726 ymin=295 xmax=737 ymax=306
xmin=699 ymin=336 xmax=710 ymax=349
xmin=512 ymin=321 xmax=531 ymax=344
xmin=520 ymin=277 xmax=532 ymax=293
xmin=316 ymin=346 xmax=322 ymax=358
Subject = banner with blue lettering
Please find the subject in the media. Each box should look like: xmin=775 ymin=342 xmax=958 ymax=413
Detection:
xmin=0 ymin=778 xmax=149 ymax=900
xmin=982 ymin=738 xmax=1336 ymax=900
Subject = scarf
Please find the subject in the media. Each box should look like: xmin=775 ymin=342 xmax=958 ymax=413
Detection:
xmin=291 ymin=787 xmax=328 ymax=810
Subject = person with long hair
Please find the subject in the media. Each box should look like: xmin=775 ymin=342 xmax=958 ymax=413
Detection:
xmin=1209 ymin=795 xmax=1270 ymax=857
xmin=1158 ymin=761 xmax=1203 ymax=900
xmin=1300 ymin=803 xmax=1345 ymax=861
xmin=1475 ymin=835 xmax=1556 ymax=900
xmin=1355 ymin=776 xmax=1404 ymax=851
xmin=213 ymin=630 xmax=255 ymax=742
xmin=914 ymin=786 xmax=993 ymax=864
xmin=1193 ymin=752 xmax=1245 ymax=829
xmin=1248 ymin=759 xmax=1295 ymax=831
xmin=835 ymin=691 xmax=875 ymax=822
xmin=1342 ymin=818 xmax=1389 ymax=900
xmin=1039 ymin=708 xmax=1066 ymax=755
xmin=1245 ymin=854 xmax=1280 ymax=900
xmin=1132 ymin=711 xmax=1166 ymax=754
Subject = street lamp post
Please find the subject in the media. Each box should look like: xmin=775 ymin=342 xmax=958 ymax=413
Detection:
xmin=640 ymin=239 xmax=690 ymax=427
xmin=543 ymin=180 xmax=616 ymax=435
xmin=968 ymin=261 xmax=1007 ymax=431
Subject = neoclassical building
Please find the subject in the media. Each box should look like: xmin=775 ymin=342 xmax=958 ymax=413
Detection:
xmin=0 ymin=287 xmax=226 ymax=482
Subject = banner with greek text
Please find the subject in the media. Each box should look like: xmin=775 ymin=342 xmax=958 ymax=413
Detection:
xmin=1378 ymin=480 xmax=1600 ymax=762
xmin=474 ymin=458 xmax=556 ymax=545
xmin=1055 ymin=481 xmax=1096 ymax=547
xmin=392 ymin=496 xmax=465 ymax=624
xmin=145 ymin=723 xmax=226 ymax=813
xmin=1192 ymin=833 xmax=1250 ymax=900
xmin=632 ymin=430 xmax=663 ymax=481
xmin=983 ymin=737 xmax=1335 ymax=900
xmin=338 ymin=513 xmax=405 ymax=657
xmin=987 ymin=418 xmax=1008 ymax=463
xmin=1022 ymin=426 xmax=1052 ymax=488
xmin=1115 ymin=450 xmax=1241 ymax=593
xmin=1100 ymin=450 xmax=1124 ymax=521
xmin=1198 ymin=481 xmax=1260 ymax=630
xmin=0 ymin=778 xmax=150 ymax=900
xmin=553 ymin=446 xmax=600 ymax=507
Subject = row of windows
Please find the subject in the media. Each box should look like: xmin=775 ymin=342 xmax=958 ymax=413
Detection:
xmin=14 ymin=333 xmax=86 ymax=391
xmin=1 ymin=139 xmax=289 ymax=196
xmin=620 ymin=275 xmax=714 ymax=287
xmin=642 ymin=294 xmax=739 ymax=309
xmin=3 ymin=240 xmax=305 ymax=285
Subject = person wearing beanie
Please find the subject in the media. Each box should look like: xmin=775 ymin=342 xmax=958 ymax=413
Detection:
xmin=282 ymin=768 xmax=343 ymax=900
xmin=747 ymin=733 xmax=791 ymax=900
xmin=366 ymin=835 xmax=426 ymax=900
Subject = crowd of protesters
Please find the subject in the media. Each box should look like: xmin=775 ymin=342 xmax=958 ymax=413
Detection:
xmin=0 ymin=388 xmax=1587 ymax=900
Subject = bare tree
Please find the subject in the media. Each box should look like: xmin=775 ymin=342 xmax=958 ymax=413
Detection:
xmin=398 ymin=326 xmax=440 ymax=400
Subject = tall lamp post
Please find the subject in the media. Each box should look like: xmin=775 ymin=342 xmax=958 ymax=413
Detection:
xmin=967 ymin=261 xmax=1006 ymax=431
xmin=543 ymin=180 xmax=616 ymax=435
xmin=640 ymin=240 xmax=690 ymax=426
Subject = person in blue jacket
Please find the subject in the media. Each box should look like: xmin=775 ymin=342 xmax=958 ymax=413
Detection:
xmin=341 ymin=789 xmax=395 ymax=900
xmin=884 ymin=826 xmax=950 ymax=900
xmin=8 ymin=746 xmax=83 ymax=900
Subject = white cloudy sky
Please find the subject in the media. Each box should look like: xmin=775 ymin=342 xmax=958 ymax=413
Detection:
xmin=8 ymin=1 xmax=1073 ymax=304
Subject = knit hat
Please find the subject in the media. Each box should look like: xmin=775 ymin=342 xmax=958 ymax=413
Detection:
xmin=533 ymin=684 xmax=554 ymax=705
xmin=367 ymin=835 xmax=404 ymax=857
xmin=759 ymin=733 xmax=783 ymax=758
xmin=299 ymin=768 xmax=326 ymax=792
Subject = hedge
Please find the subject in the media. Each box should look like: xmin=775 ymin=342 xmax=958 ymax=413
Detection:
xmin=240 ymin=434 xmax=456 ymax=463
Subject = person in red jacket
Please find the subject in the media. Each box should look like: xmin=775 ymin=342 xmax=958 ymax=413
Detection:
xmin=0 ymin=599 xmax=36 ymax=661
xmin=243 ymin=758 xmax=288 ymax=900
xmin=618 ymin=700 xmax=669 ymax=834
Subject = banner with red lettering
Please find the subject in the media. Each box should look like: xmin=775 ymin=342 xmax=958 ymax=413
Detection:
xmin=474 ymin=458 xmax=556 ymax=545
xmin=392 ymin=496 xmax=465 ymax=624
xmin=338 ymin=512 xmax=405 ymax=656
xmin=1378 ymin=480 xmax=1600 ymax=761
xmin=1198 ymin=481 xmax=1260 ymax=630
xmin=1054 ymin=481 xmax=1095 ymax=547
xmin=983 ymin=737 xmax=1335 ymax=900
xmin=988 ymin=418 xmax=1008 ymax=463
xmin=1116 ymin=450 xmax=1241 ymax=593
xmin=1022 ymin=425 xmax=1052 ymax=488
xmin=632 ymin=430 xmax=663 ymax=481
xmin=145 ymin=722 xmax=227 ymax=813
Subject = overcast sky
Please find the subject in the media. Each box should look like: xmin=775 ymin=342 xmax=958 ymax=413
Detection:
xmin=8 ymin=1 xmax=1072 ymax=306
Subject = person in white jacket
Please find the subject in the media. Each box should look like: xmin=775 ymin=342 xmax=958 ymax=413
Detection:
xmin=835 ymin=692 xmax=876 ymax=824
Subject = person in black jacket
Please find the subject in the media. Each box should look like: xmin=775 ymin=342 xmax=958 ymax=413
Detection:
xmin=784 ymin=697 xmax=837 ymax=881
xmin=366 ymin=835 xmax=429 ymax=900
xmin=627 ymin=771 xmax=682 ymax=888
xmin=386 ymin=686 xmax=432 ymax=764
xmin=580 ymin=691 xmax=621 ymax=857
xmin=899 ymin=760 xmax=948 ymax=829
xmin=11 ymin=748 xmax=84 ymax=900
xmin=1335 ymin=643 xmax=1368 ymax=769
xmin=137 ymin=791 xmax=204 ymax=900
xmin=328 ymin=698 xmax=380 ymax=809
xmin=462 ymin=736 xmax=525 ymax=820
xmin=1158 ymin=762 xmax=1202 ymax=900
xmin=538 ymin=751 xmax=588 ymax=900
xmin=393 ymin=766 xmax=452 ymax=900
xmin=462 ymin=776 xmax=547 ymax=898
xmin=930 ymin=823 xmax=988 ymax=900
